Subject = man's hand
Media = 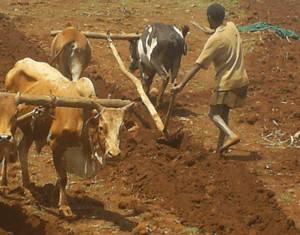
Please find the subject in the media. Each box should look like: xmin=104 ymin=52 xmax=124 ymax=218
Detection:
xmin=171 ymin=63 xmax=201 ymax=95
xmin=171 ymin=84 xmax=183 ymax=95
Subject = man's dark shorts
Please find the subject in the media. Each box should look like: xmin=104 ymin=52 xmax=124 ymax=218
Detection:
xmin=210 ymin=85 xmax=248 ymax=109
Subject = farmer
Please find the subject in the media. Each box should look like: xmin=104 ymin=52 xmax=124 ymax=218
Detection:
xmin=172 ymin=3 xmax=249 ymax=154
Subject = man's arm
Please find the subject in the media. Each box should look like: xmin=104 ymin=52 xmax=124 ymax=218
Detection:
xmin=172 ymin=63 xmax=202 ymax=94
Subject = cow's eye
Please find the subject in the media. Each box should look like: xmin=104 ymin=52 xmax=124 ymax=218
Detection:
xmin=99 ymin=125 xmax=104 ymax=131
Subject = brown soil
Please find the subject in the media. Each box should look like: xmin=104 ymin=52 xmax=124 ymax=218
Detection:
xmin=0 ymin=0 xmax=299 ymax=234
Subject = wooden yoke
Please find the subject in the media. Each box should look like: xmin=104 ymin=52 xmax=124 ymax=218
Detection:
xmin=51 ymin=30 xmax=141 ymax=40
xmin=0 ymin=92 xmax=131 ymax=108
xmin=106 ymin=33 xmax=170 ymax=140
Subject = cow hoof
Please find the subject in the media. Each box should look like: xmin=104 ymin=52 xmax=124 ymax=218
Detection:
xmin=0 ymin=185 xmax=9 ymax=195
xmin=155 ymin=101 xmax=162 ymax=109
xmin=1 ymin=181 xmax=8 ymax=187
xmin=59 ymin=205 xmax=76 ymax=220
xmin=22 ymin=181 xmax=31 ymax=189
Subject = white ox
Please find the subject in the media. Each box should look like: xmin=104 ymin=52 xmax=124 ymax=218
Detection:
xmin=129 ymin=22 xmax=189 ymax=108
xmin=5 ymin=58 xmax=133 ymax=218
xmin=51 ymin=25 xmax=91 ymax=81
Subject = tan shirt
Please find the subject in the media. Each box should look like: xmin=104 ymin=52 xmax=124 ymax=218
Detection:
xmin=196 ymin=22 xmax=249 ymax=91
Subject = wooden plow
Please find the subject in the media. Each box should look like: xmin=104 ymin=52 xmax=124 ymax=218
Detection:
xmin=106 ymin=33 xmax=177 ymax=141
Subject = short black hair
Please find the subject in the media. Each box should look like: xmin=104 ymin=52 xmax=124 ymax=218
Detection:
xmin=207 ymin=3 xmax=225 ymax=22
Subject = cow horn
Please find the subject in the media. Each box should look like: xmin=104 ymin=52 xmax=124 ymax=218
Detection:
xmin=122 ymin=102 xmax=135 ymax=111
xmin=92 ymin=100 xmax=104 ymax=112
xmin=15 ymin=92 xmax=21 ymax=104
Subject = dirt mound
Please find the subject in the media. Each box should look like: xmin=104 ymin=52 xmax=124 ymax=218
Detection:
xmin=0 ymin=190 xmax=63 ymax=235
xmin=100 ymin=101 xmax=299 ymax=234
xmin=0 ymin=13 xmax=48 ymax=85
xmin=239 ymin=0 xmax=300 ymax=133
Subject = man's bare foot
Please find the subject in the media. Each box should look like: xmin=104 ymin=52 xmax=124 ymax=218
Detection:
xmin=220 ymin=134 xmax=240 ymax=153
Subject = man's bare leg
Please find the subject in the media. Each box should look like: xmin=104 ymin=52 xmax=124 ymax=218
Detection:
xmin=209 ymin=105 xmax=240 ymax=153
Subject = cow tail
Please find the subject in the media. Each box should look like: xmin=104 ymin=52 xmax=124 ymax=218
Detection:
xmin=49 ymin=43 xmax=66 ymax=66
xmin=49 ymin=48 xmax=62 ymax=66
xmin=70 ymin=41 xmax=77 ymax=55
xmin=50 ymin=41 xmax=76 ymax=66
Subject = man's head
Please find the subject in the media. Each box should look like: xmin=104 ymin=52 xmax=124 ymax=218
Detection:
xmin=207 ymin=3 xmax=225 ymax=29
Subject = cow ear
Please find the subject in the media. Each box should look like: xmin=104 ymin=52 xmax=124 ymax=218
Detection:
xmin=92 ymin=109 xmax=98 ymax=116
xmin=181 ymin=25 xmax=190 ymax=38
xmin=86 ymin=112 xmax=100 ymax=127
xmin=122 ymin=102 xmax=135 ymax=112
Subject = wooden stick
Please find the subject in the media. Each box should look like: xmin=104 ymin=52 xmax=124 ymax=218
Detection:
xmin=106 ymin=34 xmax=166 ymax=135
xmin=17 ymin=107 xmax=49 ymax=123
xmin=51 ymin=30 xmax=141 ymax=40
xmin=0 ymin=92 xmax=131 ymax=108
xmin=190 ymin=21 xmax=215 ymax=35
xmin=17 ymin=110 xmax=34 ymax=123
xmin=163 ymin=92 xmax=177 ymax=139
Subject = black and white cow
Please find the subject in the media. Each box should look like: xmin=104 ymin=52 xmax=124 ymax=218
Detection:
xmin=129 ymin=23 xmax=189 ymax=108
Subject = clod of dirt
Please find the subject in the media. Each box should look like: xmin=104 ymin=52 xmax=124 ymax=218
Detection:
xmin=133 ymin=204 xmax=149 ymax=215
xmin=185 ymin=156 xmax=196 ymax=167
xmin=132 ymin=224 xmax=151 ymax=235
xmin=247 ymin=215 xmax=260 ymax=226
xmin=246 ymin=114 xmax=259 ymax=125
xmin=118 ymin=201 xmax=129 ymax=210
xmin=156 ymin=130 xmax=184 ymax=149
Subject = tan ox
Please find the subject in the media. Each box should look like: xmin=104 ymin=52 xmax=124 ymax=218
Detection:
xmin=0 ymin=96 xmax=18 ymax=186
xmin=5 ymin=58 xmax=133 ymax=218
xmin=51 ymin=25 xmax=91 ymax=81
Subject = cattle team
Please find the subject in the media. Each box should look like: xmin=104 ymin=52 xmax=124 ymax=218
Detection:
xmin=0 ymin=3 xmax=247 ymax=219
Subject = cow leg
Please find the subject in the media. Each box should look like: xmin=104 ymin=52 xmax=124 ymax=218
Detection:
xmin=156 ymin=74 xmax=169 ymax=109
xmin=9 ymin=139 xmax=18 ymax=163
xmin=170 ymin=56 xmax=181 ymax=84
xmin=18 ymin=135 xmax=33 ymax=188
xmin=144 ymin=72 xmax=156 ymax=97
xmin=52 ymin=148 xmax=75 ymax=219
xmin=0 ymin=157 xmax=7 ymax=186
xmin=139 ymin=61 xmax=155 ymax=97
xmin=151 ymin=62 xmax=169 ymax=108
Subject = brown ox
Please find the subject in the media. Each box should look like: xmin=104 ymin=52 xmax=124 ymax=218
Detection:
xmin=5 ymin=58 xmax=133 ymax=218
xmin=0 ymin=96 xmax=18 ymax=186
xmin=51 ymin=24 xmax=91 ymax=81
